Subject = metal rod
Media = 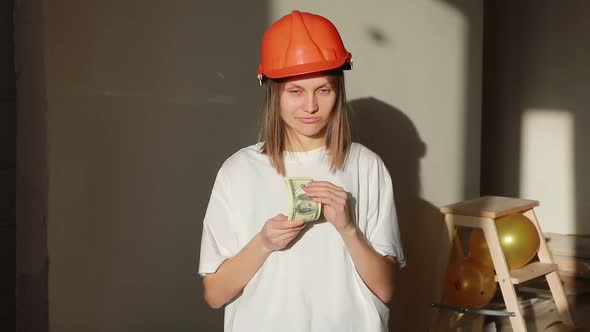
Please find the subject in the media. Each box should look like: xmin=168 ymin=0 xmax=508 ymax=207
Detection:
xmin=431 ymin=302 xmax=516 ymax=317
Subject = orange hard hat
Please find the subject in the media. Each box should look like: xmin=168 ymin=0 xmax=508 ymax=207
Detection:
xmin=257 ymin=10 xmax=352 ymax=82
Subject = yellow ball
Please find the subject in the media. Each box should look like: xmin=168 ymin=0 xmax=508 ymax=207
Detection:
xmin=469 ymin=213 xmax=540 ymax=270
xmin=444 ymin=256 xmax=497 ymax=308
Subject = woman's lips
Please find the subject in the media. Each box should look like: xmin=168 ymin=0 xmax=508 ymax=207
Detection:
xmin=298 ymin=117 xmax=321 ymax=124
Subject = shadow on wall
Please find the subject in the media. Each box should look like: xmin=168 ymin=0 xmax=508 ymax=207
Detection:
xmin=349 ymin=97 xmax=450 ymax=331
xmin=481 ymin=1 xmax=590 ymax=235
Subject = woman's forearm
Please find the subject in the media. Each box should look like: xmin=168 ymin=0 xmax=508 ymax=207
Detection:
xmin=339 ymin=225 xmax=398 ymax=305
xmin=203 ymin=233 xmax=272 ymax=309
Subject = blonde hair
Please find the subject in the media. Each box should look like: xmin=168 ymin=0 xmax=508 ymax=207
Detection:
xmin=259 ymin=69 xmax=351 ymax=175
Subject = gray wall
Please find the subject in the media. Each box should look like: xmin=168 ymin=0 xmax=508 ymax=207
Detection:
xmin=482 ymin=1 xmax=590 ymax=235
xmin=15 ymin=0 xmax=49 ymax=330
xmin=43 ymin=1 xmax=267 ymax=331
xmin=1 ymin=0 xmax=15 ymax=327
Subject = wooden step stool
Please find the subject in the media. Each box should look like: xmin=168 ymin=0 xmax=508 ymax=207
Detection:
xmin=433 ymin=196 xmax=575 ymax=332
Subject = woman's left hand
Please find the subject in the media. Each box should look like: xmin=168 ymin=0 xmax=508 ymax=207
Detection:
xmin=304 ymin=181 xmax=353 ymax=233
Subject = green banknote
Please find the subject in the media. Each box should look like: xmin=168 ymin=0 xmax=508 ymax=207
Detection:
xmin=285 ymin=177 xmax=322 ymax=222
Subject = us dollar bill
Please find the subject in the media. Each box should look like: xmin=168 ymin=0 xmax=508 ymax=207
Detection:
xmin=285 ymin=177 xmax=322 ymax=222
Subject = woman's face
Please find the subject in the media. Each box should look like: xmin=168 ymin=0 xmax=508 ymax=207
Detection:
xmin=279 ymin=73 xmax=337 ymax=147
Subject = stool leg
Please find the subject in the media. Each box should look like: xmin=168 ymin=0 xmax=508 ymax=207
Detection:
xmin=431 ymin=215 xmax=457 ymax=331
xmin=523 ymin=209 xmax=575 ymax=326
xmin=471 ymin=315 xmax=485 ymax=332
xmin=481 ymin=218 xmax=528 ymax=332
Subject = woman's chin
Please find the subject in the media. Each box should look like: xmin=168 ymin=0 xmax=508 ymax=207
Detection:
xmin=299 ymin=130 xmax=325 ymax=140
xmin=286 ymin=124 xmax=327 ymax=142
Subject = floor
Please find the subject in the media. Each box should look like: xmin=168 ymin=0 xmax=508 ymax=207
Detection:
xmin=453 ymin=277 xmax=590 ymax=331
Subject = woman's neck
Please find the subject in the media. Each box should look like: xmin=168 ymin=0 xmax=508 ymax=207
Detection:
xmin=284 ymin=135 xmax=325 ymax=152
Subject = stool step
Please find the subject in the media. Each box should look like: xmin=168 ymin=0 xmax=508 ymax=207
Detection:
xmin=494 ymin=262 xmax=558 ymax=284
xmin=440 ymin=196 xmax=539 ymax=218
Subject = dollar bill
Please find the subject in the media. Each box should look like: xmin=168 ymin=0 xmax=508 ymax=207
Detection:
xmin=285 ymin=177 xmax=322 ymax=222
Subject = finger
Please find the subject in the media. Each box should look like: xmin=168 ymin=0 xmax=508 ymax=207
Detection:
xmin=311 ymin=186 xmax=346 ymax=199
xmin=306 ymin=190 xmax=347 ymax=204
xmin=273 ymin=213 xmax=288 ymax=221
xmin=311 ymin=196 xmax=342 ymax=209
xmin=266 ymin=223 xmax=304 ymax=239
xmin=279 ymin=221 xmax=306 ymax=231
xmin=275 ymin=228 xmax=304 ymax=243
xmin=271 ymin=213 xmax=302 ymax=227
xmin=305 ymin=184 xmax=347 ymax=199
xmin=271 ymin=227 xmax=304 ymax=242
xmin=306 ymin=181 xmax=342 ymax=191
xmin=270 ymin=219 xmax=305 ymax=229
xmin=307 ymin=190 xmax=346 ymax=206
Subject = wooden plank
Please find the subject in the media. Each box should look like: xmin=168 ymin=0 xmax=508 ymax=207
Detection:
xmin=545 ymin=232 xmax=590 ymax=258
xmin=525 ymin=210 xmax=575 ymax=326
xmin=545 ymin=271 xmax=576 ymax=326
xmin=471 ymin=315 xmax=485 ymax=332
xmin=430 ymin=215 xmax=459 ymax=331
xmin=481 ymin=218 xmax=528 ymax=331
xmin=440 ymin=196 xmax=539 ymax=218
xmin=446 ymin=214 xmax=489 ymax=228
xmin=552 ymin=255 xmax=590 ymax=279
xmin=494 ymin=262 xmax=558 ymax=284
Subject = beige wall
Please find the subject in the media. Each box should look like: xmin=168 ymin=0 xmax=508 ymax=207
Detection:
xmin=272 ymin=0 xmax=482 ymax=205
xmin=482 ymin=1 xmax=590 ymax=235
xmin=19 ymin=0 xmax=482 ymax=331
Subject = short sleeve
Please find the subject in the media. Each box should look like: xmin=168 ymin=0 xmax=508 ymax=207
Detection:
xmin=366 ymin=158 xmax=406 ymax=268
xmin=198 ymin=168 xmax=237 ymax=276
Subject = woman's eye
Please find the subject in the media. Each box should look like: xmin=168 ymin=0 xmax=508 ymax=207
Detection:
xmin=319 ymin=89 xmax=331 ymax=94
xmin=289 ymin=90 xmax=301 ymax=94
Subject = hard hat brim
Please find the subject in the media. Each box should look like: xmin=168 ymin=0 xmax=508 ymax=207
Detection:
xmin=259 ymin=53 xmax=352 ymax=80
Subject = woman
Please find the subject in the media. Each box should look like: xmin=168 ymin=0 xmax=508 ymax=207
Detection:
xmin=198 ymin=10 xmax=405 ymax=332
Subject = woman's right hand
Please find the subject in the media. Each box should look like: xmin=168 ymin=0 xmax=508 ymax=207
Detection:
xmin=259 ymin=214 xmax=306 ymax=252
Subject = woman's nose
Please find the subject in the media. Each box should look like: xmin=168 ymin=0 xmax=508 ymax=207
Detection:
xmin=303 ymin=94 xmax=319 ymax=113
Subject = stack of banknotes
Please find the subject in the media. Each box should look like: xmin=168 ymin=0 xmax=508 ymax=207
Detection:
xmin=284 ymin=177 xmax=322 ymax=222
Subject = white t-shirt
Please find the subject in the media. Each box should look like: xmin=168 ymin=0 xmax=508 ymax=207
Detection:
xmin=199 ymin=142 xmax=405 ymax=332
